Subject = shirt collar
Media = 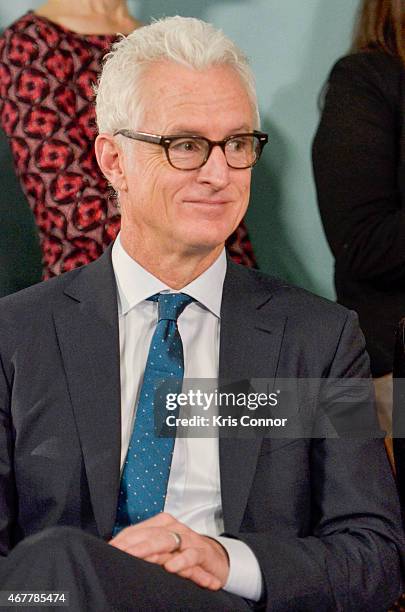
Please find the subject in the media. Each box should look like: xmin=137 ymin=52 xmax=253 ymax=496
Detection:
xmin=111 ymin=233 xmax=226 ymax=318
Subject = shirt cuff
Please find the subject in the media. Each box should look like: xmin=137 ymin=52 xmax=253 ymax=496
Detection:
xmin=215 ymin=535 xmax=263 ymax=602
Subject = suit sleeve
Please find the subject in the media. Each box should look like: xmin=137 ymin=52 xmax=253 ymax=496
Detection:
xmin=393 ymin=319 xmax=405 ymax=513
xmin=233 ymin=312 xmax=405 ymax=611
xmin=0 ymin=339 xmax=15 ymax=556
xmin=312 ymin=52 xmax=405 ymax=284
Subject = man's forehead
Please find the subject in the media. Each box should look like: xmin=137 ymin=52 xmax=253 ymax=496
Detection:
xmin=141 ymin=60 xmax=246 ymax=99
xmin=138 ymin=60 xmax=254 ymax=131
xmin=145 ymin=58 xmax=238 ymax=79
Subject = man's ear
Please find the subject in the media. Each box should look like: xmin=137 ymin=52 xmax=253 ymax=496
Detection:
xmin=94 ymin=134 xmax=128 ymax=192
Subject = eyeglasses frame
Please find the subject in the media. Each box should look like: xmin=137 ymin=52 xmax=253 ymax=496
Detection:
xmin=113 ymin=129 xmax=268 ymax=170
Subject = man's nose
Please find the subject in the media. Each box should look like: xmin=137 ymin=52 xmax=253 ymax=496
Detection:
xmin=196 ymin=144 xmax=230 ymax=189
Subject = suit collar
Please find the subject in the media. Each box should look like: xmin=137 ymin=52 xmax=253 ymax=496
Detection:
xmin=219 ymin=259 xmax=286 ymax=380
xmin=111 ymin=234 xmax=226 ymax=318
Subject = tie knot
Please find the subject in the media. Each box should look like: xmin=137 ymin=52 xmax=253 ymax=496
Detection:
xmin=149 ymin=293 xmax=194 ymax=322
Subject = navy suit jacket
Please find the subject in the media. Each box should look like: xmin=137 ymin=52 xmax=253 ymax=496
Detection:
xmin=0 ymin=248 xmax=403 ymax=610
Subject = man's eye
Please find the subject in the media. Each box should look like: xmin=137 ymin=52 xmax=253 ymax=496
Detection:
xmin=171 ymin=139 xmax=202 ymax=153
xmin=228 ymin=137 xmax=249 ymax=152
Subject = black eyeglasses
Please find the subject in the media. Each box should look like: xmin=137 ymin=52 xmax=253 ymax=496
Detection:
xmin=114 ymin=129 xmax=268 ymax=170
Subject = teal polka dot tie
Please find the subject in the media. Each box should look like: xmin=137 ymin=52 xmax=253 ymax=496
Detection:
xmin=113 ymin=292 xmax=193 ymax=534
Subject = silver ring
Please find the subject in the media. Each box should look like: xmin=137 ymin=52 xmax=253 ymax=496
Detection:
xmin=169 ymin=531 xmax=182 ymax=552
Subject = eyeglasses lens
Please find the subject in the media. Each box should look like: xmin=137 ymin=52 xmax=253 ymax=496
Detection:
xmin=168 ymin=135 xmax=260 ymax=170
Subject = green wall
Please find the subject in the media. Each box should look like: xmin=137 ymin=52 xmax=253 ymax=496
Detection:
xmin=1 ymin=0 xmax=360 ymax=298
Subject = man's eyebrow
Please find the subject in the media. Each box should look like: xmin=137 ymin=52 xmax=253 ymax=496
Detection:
xmin=229 ymin=125 xmax=252 ymax=133
xmin=165 ymin=129 xmax=202 ymax=136
xmin=165 ymin=125 xmax=253 ymax=136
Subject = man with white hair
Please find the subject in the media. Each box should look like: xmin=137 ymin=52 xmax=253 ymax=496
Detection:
xmin=0 ymin=16 xmax=403 ymax=612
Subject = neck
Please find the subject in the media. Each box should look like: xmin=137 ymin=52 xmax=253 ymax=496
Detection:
xmin=120 ymin=231 xmax=223 ymax=289
xmin=35 ymin=0 xmax=138 ymax=35
xmin=39 ymin=0 xmax=129 ymax=18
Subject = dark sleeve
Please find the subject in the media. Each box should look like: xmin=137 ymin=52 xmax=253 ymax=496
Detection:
xmin=0 ymin=331 xmax=16 ymax=556
xmin=393 ymin=319 xmax=405 ymax=514
xmin=0 ymin=129 xmax=42 ymax=296
xmin=238 ymin=313 xmax=404 ymax=611
xmin=312 ymin=52 xmax=405 ymax=283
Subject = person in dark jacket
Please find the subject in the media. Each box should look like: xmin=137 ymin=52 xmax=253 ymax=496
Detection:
xmin=312 ymin=0 xmax=405 ymax=462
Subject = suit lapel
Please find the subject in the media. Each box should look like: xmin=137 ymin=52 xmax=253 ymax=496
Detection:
xmin=219 ymin=262 xmax=287 ymax=532
xmin=53 ymin=249 xmax=121 ymax=539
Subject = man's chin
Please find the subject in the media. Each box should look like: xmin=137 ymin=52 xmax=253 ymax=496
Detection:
xmin=182 ymin=227 xmax=232 ymax=246
xmin=178 ymin=235 xmax=226 ymax=258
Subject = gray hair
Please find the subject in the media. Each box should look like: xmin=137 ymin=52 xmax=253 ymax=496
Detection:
xmin=95 ymin=16 xmax=260 ymax=134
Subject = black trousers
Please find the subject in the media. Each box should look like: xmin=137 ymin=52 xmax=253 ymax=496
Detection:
xmin=0 ymin=527 xmax=254 ymax=611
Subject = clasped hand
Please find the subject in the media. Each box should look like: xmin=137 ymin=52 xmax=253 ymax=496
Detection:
xmin=109 ymin=512 xmax=229 ymax=590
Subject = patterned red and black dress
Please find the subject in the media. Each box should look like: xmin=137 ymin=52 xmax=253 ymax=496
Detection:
xmin=0 ymin=11 xmax=257 ymax=279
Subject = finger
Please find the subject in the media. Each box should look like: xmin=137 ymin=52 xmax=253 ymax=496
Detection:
xmin=121 ymin=536 xmax=170 ymax=558
xmin=144 ymin=552 xmax=173 ymax=564
xmin=127 ymin=531 xmax=184 ymax=558
xmin=110 ymin=524 xmax=162 ymax=547
xmin=170 ymin=564 xmax=222 ymax=591
xmin=111 ymin=528 xmax=184 ymax=559
xmin=111 ymin=516 xmax=171 ymax=540
xmin=163 ymin=538 xmax=226 ymax=590
xmin=186 ymin=566 xmax=222 ymax=591
xmin=164 ymin=546 xmax=200 ymax=573
xmin=110 ymin=513 xmax=179 ymax=546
